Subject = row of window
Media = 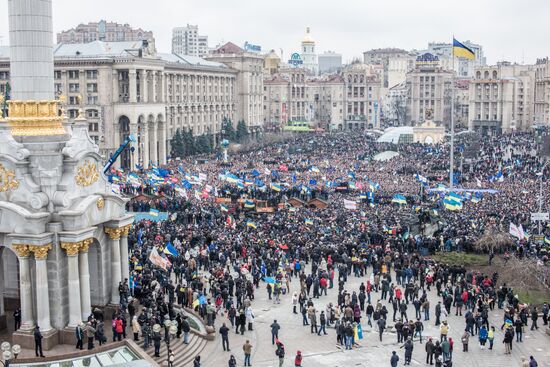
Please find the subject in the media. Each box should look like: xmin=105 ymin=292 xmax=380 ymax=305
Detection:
xmin=55 ymin=70 xmax=98 ymax=79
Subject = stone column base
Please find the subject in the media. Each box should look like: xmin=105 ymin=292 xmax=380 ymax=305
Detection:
xmin=13 ymin=328 xmax=59 ymax=351
xmin=59 ymin=326 xmax=77 ymax=345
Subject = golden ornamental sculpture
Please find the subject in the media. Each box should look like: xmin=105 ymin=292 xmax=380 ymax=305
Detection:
xmin=6 ymin=100 xmax=66 ymax=136
xmin=105 ymin=227 xmax=122 ymax=240
xmin=121 ymin=224 xmax=132 ymax=237
xmin=29 ymin=244 xmax=52 ymax=260
xmin=0 ymin=163 xmax=19 ymax=192
xmin=96 ymin=197 xmax=105 ymax=210
xmin=80 ymin=238 xmax=93 ymax=252
xmin=60 ymin=242 xmax=81 ymax=256
xmin=12 ymin=244 xmax=30 ymax=258
xmin=75 ymin=160 xmax=100 ymax=187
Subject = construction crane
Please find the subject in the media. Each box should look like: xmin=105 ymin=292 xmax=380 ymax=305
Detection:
xmin=103 ymin=134 xmax=136 ymax=174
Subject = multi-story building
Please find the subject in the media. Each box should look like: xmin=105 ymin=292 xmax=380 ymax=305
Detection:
xmin=263 ymin=70 xmax=344 ymax=131
xmin=205 ymin=42 xmax=265 ymax=135
xmin=535 ymin=58 xmax=550 ymax=126
xmin=301 ymin=27 xmax=318 ymax=76
xmin=469 ymin=62 xmax=535 ymax=134
xmin=0 ymin=40 xmax=239 ymax=169
xmin=57 ymin=20 xmax=155 ymax=49
xmin=363 ymin=48 xmax=410 ymax=88
xmin=172 ymin=25 xmax=209 ymax=57
xmin=342 ymin=63 xmax=382 ymax=130
xmin=427 ymin=41 xmax=486 ymax=77
xmin=318 ymin=51 xmax=342 ymax=75
xmin=406 ymin=53 xmax=453 ymax=126
xmin=264 ymin=50 xmax=281 ymax=76
xmin=387 ymin=56 xmax=415 ymax=89
xmin=381 ymin=82 xmax=408 ymax=127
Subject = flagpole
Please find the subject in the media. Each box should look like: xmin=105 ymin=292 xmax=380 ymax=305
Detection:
xmin=450 ymin=37 xmax=455 ymax=190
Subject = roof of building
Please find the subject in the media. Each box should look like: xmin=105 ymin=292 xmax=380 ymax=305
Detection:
xmin=212 ymin=42 xmax=245 ymax=55
xmin=160 ymin=53 xmax=227 ymax=68
xmin=377 ymin=126 xmax=414 ymax=143
xmin=54 ymin=40 xmax=147 ymax=57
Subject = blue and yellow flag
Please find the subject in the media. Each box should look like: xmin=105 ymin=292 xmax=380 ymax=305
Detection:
xmin=453 ymin=38 xmax=475 ymax=60
xmin=270 ymin=183 xmax=282 ymax=192
xmin=149 ymin=208 xmax=159 ymax=217
xmin=305 ymin=219 xmax=314 ymax=226
xmin=392 ymin=194 xmax=407 ymax=205
xmin=244 ymin=200 xmax=255 ymax=209
xmin=246 ymin=220 xmax=257 ymax=229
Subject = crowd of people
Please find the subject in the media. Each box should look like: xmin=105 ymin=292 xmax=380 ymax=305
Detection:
xmin=94 ymin=130 xmax=549 ymax=366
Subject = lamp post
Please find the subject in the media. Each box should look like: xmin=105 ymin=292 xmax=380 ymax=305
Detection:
xmin=0 ymin=342 xmax=21 ymax=367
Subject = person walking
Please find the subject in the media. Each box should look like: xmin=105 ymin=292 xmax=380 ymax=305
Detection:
xmin=318 ymin=311 xmax=327 ymax=335
xmin=488 ymin=326 xmax=495 ymax=350
xmin=461 ymin=330 xmax=470 ymax=352
xmin=294 ymin=350 xmax=303 ymax=366
xmin=531 ymin=307 xmax=539 ymax=330
xmin=132 ymin=315 xmax=141 ymax=341
xmin=75 ymin=322 xmax=84 ymax=350
xmin=193 ymin=355 xmax=201 ymax=367
xmin=243 ymin=340 xmax=252 ymax=367
xmin=219 ymin=323 xmax=230 ymax=351
xmin=275 ymin=341 xmax=285 ymax=367
xmin=425 ymin=338 xmax=435 ymax=365
xmin=504 ymin=327 xmax=513 ymax=355
xmin=167 ymin=349 xmax=175 ymax=367
xmin=86 ymin=321 xmax=96 ymax=350
xmin=228 ymin=355 xmax=237 ymax=367
xmin=479 ymin=325 xmax=488 ymax=349
xmin=271 ymin=319 xmax=281 ymax=344
xmin=182 ymin=316 xmax=191 ymax=344
xmin=13 ymin=308 xmax=21 ymax=331
xmin=529 ymin=356 xmax=538 ymax=367
xmin=34 ymin=325 xmax=45 ymax=357
xmin=390 ymin=350 xmax=399 ymax=367
xmin=401 ymin=338 xmax=413 ymax=365
xmin=377 ymin=316 xmax=386 ymax=342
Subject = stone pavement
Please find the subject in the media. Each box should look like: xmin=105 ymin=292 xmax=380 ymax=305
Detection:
xmin=197 ymin=265 xmax=550 ymax=367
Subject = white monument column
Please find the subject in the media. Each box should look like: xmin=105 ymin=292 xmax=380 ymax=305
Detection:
xmin=105 ymin=228 xmax=122 ymax=304
xmin=79 ymin=239 xmax=92 ymax=321
xmin=30 ymin=245 xmax=52 ymax=331
xmin=12 ymin=245 xmax=34 ymax=330
xmin=60 ymin=242 xmax=82 ymax=327
xmin=142 ymin=124 xmax=150 ymax=167
xmin=159 ymin=122 xmax=167 ymax=164
xmin=120 ymin=226 xmax=130 ymax=283
xmin=150 ymin=122 xmax=158 ymax=165
xmin=8 ymin=0 xmax=54 ymax=100
xmin=129 ymin=69 xmax=137 ymax=103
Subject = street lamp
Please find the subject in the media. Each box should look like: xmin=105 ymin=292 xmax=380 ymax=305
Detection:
xmin=0 ymin=342 xmax=21 ymax=366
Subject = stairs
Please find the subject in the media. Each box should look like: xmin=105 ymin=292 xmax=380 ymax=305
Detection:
xmin=135 ymin=332 xmax=207 ymax=367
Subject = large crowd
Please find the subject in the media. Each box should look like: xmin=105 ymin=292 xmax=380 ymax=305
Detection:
xmin=83 ymin=130 xmax=550 ymax=366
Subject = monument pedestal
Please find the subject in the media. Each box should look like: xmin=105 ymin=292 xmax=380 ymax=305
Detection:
xmin=59 ymin=326 xmax=77 ymax=345
xmin=13 ymin=328 xmax=59 ymax=351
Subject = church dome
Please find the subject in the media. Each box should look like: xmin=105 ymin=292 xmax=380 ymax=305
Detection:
xmin=302 ymin=27 xmax=315 ymax=44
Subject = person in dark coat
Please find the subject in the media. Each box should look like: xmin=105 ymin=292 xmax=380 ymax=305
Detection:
xmin=401 ymin=338 xmax=414 ymax=365
xmin=34 ymin=325 xmax=45 ymax=357
xmin=390 ymin=351 xmax=399 ymax=367
xmin=75 ymin=323 xmax=84 ymax=350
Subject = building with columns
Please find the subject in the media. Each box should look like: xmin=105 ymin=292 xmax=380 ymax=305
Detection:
xmin=0 ymin=40 xmax=238 ymax=169
xmin=468 ymin=62 xmax=535 ymax=134
xmin=205 ymin=42 xmax=264 ymax=136
xmin=1 ymin=0 xmax=133 ymax=350
xmin=406 ymin=53 xmax=453 ymax=127
xmin=535 ymin=58 xmax=550 ymax=126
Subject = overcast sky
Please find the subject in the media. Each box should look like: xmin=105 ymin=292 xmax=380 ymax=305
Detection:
xmin=0 ymin=0 xmax=548 ymax=64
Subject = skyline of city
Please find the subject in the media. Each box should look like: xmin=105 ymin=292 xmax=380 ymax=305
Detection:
xmin=0 ymin=0 xmax=549 ymax=65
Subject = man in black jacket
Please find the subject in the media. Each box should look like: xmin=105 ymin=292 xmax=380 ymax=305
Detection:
xmin=219 ymin=323 xmax=230 ymax=351
xmin=34 ymin=325 xmax=45 ymax=357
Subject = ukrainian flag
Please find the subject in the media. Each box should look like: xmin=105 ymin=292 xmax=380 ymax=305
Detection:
xmin=443 ymin=198 xmax=463 ymax=211
xmin=453 ymin=38 xmax=475 ymax=60
xmin=392 ymin=194 xmax=407 ymax=205
xmin=220 ymin=203 xmax=229 ymax=212
xmin=244 ymin=200 xmax=255 ymax=209
xmin=359 ymin=193 xmax=367 ymax=200
xmin=545 ymin=236 xmax=550 ymax=245
xmin=246 ymin=220 xmax=257 ymax=229
xmin=149 ymin=208 xmax=160 ymax=217
xmin=270 ymin=183 xmax=282 ymax=192
xmin=305 ymin=219 xmax=314 ymax=226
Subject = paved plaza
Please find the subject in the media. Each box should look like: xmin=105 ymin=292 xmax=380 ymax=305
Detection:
xmin=198 ymin=265 xmax=550 ymax=367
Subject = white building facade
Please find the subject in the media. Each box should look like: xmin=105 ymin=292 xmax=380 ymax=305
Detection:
xmin=172 ymin=25 xmax=209 ymax=57
xmin=300 ymin=27 xmax=318 ymax=76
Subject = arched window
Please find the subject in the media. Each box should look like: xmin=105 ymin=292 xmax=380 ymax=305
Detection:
xmin=476 ymin=71 xmax=481 ymax=79
xmin=484 ymin=71 xmax=489 ymax=79
xmin=492 ymin=70 xmax=498 ymax=79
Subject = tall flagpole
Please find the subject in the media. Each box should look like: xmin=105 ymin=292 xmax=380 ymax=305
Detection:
xmin=450 ymin=37 xmax=455 ymax=190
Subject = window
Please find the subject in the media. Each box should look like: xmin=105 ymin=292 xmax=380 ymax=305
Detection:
xmin=68 ymin=70 xmax=79 ymax=79
xmin=55 ymin=83 xmax=62 ymax=93
xmin=86 ymin=70 xmax=98 ymax=79
xmin=54 ymin=71 xmax=61 ymax=79
xmin=68 ymin=109 xmax=78 ymax=118
xmin=69 ymin=83 xmax=80 ymax=93
xmin=69 ymin=96 xmax=79 ymax=105
xmin=86 ymin=109 xmax=99 ymax=118
xmin=87 ymin=83 xmax=98 ymax=93
xmin=87 ymin=96 xmax=98 ymax=105
xmin=88 ymin=122 xmax=99 ymax=132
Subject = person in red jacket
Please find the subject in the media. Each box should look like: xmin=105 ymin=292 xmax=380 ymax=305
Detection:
xmin=294 ymin=350 xmax=303 ymax=366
